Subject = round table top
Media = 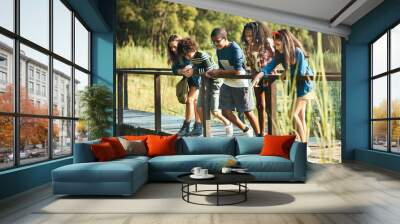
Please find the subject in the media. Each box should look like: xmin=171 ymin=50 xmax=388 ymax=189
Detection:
xmin=177 ymin=172 xmax=255 ymax=185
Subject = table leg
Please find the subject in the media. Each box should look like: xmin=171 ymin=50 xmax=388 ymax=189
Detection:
xmin=195 ymin=184 xmax=198 ymax=192
xmin=217 ymin=184 xmax=219 ymax=206
xmin=245 ymin=183 xmax=247 ymax=201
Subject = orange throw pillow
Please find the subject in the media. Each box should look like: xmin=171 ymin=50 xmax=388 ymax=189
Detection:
xmin=123 ymin=135 xmax=149 ymax=141
xmin=101 ymin=137 xmax=127 ymax=158
xmin=260 ymin=135 xmax=296 ymax=159
xmin=146 ymin=135 xmax=178 ymax=157
xmin=91 ymin=142 xmax=118 ymax=161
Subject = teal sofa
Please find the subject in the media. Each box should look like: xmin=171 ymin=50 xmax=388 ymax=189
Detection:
xmin=52 ymin=137 xmax=307 ymax=196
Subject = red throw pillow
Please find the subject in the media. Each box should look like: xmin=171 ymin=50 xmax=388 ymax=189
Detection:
xmin=91 ymin=142 xmax=118 ymax=161
xmin=260 ymin=135 xmax=296 ymax=159
xmin=101 ymin=137 xmax=127 ymax=158
xmin=146 ymin=135 xmax=178 ymax=157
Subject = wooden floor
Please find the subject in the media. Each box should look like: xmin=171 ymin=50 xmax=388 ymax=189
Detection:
xmin=1 ymin=162 xmax=400 ymax=224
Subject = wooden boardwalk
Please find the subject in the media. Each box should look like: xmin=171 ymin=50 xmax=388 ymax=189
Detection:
xmin=123 ymin=109 xmax=248 ymax=137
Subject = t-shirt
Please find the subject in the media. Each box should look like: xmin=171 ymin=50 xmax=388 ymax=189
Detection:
xmin=171 ymin=57 xmax=191 ymax=75
xmin=262 ymin=47 xmax=314 ymax=97
xmin=190 ymin=51 xmax=217 ymax=75
xmin=216 ymin=41 xmax=249 ymax=88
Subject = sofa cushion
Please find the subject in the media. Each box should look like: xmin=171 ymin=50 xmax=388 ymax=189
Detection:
xmin=260 ymin=135 xmax=296 ymax=159
xmin=101 ymin=137 xmax=127 ymax=158
xmin=236 ymin=155 xmax=293 ymax=172
xmin=148 ymin=154 xmax=235 ymax=172
xmin=118 ymin=137 xmax=147 ymax=156
xmin=91 ymin=142 xmax=118 ymax=161
xmin=52 ymin=158 xmax=147 ymax=183
xmin=235 ymin=136 xmax=264 ymax=155
xmin=178 ymin=137 xmax=236 ymax=155
xmin=147 ymin=135 xmax=178 ymax=157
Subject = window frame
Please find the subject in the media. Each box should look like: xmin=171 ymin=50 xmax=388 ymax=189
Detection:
xmin=0 ymin=0 xmax=92 ymax=171
xmin=370 ymin=21 xmax=400 ymax=154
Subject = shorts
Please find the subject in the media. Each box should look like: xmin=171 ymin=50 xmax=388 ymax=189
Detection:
xmin=297 ymin=91 xmax=315 ymax=100
xmin=197 ymin=78 xmax=223 ymax=112
xmin=219 ymin=84 xmax=254 ymax=113
xmin=187 ymin=76 xmax=201 ymax=89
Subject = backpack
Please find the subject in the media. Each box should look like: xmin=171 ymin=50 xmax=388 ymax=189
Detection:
xmin=176 ymin=77 xmax=189 ymax=104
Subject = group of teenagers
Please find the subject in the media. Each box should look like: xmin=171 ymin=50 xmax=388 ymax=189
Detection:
xmin=167 ymin=21 xmax=314 ymax=143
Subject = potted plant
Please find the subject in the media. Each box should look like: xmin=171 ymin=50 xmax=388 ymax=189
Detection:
xmin=79 ymin=84 xmax=113 ymax=140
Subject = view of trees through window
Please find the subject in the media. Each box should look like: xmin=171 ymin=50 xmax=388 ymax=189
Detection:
xmin=0 ymin=0 xmax=91 ymax=170
xmin=371 ymin=23 xmax=400 ymax=153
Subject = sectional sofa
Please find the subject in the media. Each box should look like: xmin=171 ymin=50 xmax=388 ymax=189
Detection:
xmin=52 ymin=136 xmax=307 ymax=196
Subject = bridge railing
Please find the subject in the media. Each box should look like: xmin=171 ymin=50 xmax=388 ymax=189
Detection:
xmin=115 ymin=68 xmax=341 ymax=136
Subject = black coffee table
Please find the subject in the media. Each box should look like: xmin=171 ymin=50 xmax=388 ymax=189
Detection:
xmin=177 ymin=172 xmax=255 ymax=206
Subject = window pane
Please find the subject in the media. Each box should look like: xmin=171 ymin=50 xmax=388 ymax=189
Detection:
xmin=391 ymin=120 xmax=400 ymax=153
xmin=74 ymin=69 xmax=89 ymax=118
xmin=20 ymin=44 xmax=49 ymax=115
xmin=75 ymin=120 xmax=88 ymax=143
xmin=20 ymin=117 xmax=49 ymax=165
xmin=53 ymin=0 xmax=72 ymax=60
xmin=372 ymin=33 xmax=387 ymax=76
xmin=75 ymin=18 xmax=89 ymax=70
xmin=53 ymin=59 xmax=72 ymax=117
xmin=372 ymin=121 xmax=388 ymax=151
xmin=0 ymin=0 xmax=14 ymax=31
xmin=391 ymin=72 xmax=400 ymax=118
xmin=0 ymin=116 xmax=14 ymax=170
xmin=372 ymin=76 xmax=387 ymax=119
xmin=391 ymin=24 xmax=400 ymax=70
xmin=20 ymin=0 xmax=49 ymax=49
xmin=0 ymin=35 xmax=14 ymax=112
xmin=53 ymin=119 xmax=72 ymax=157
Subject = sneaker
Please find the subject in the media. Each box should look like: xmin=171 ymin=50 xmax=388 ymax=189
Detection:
xmin=225 ymin=122 xmax=233 ymax=137
xmin=189 ymin=122 xmax=203 ymax=137
xmin=177 ymin=121 xmax=191 ymax=137
xmin=244 ymin=127 xmax=254 ymax=137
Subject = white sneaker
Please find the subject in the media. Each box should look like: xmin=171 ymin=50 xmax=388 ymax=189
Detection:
xmin=225 ymin=123 xmax=233 ymax=137
xmin=245 ymin=128 xmax=254 ymax=137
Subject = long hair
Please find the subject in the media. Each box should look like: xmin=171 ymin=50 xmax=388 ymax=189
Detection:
xmin=241 ymin=21 xmax=273 ymax=53
xmin=167 ymin=34 xmax=181 ymax=65
xmin=272 ymin=29 xmax=307 ymax=67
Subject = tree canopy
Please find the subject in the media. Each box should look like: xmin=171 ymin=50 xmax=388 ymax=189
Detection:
xmin=117 ymin=0 xmax=341 ymax=57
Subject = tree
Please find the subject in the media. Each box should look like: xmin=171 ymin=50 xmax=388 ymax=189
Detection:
xmin=0 ymin=85 xmax=59 ymax=150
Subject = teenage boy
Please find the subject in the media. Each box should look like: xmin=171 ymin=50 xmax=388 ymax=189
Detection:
xmin=206 ymin=28 xmax=260 ymax=137
xmin=178 ymin=37 xmax=233 ymax=136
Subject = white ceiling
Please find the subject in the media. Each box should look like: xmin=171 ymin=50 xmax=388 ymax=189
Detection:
xmin=166 ymin=0 xmax=384 ymax=37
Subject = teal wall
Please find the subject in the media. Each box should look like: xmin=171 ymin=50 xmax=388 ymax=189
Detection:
xmin=344 ymin=0 xmax=400 ymax=171
xmin=0 ymin=0 xmax=116 ymax=200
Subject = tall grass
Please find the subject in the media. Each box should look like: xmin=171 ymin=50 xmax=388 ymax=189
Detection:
xmin=117 ymin=43 xmax=185 ymax=115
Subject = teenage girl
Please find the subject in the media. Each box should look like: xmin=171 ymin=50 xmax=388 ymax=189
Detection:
xmin=167 ymin=34 xmax=201 ymax=136
xmin=252 ymin=29 xmax=314 ymax=142
xmin=241 ymin=21 xmax=274 ymax=136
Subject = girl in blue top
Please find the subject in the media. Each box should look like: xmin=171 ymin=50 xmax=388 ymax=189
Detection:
xmin=252 ymin=29 xmax=314 ymax=142
xmin=167 ymin=35 xmax=201 ymax=137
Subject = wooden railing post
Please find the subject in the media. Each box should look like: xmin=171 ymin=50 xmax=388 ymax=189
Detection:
xmin=154 ymin=74 xmax=161 ymax=133
xmin=266 ymin=79 xmax=273 ymax=135
xmin=201 ymin=77 xmax=211 ymax=137
xmin=117 ymin=72 xmax=124 ymax=136
xmin=123 ymin=73 xmax=128 ymax=109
